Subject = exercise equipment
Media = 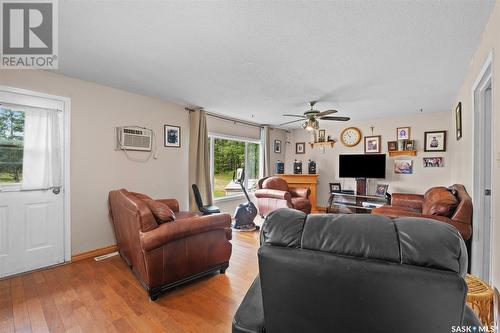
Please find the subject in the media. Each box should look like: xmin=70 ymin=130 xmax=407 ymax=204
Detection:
xmin=232 ymin=168 xmax=259 ymax=231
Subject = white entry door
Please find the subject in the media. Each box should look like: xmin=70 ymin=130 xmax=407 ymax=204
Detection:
xmin=0 ymin=89 xmax=68 ymax=278
xmin=471 ymin=57 xmax=493 ymax=281
xmin=0 ymin=190 xmax=64 ymax=277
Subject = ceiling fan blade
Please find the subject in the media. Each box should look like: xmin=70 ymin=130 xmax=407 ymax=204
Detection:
xmin=317 ymin=110 xmax=338 ymax=117
xmin=280 ymin=118 xmax=305 ymax=126
xmin=320 ymin=116 xmax=351 ymax=121
xmin=282 ymin=114 xmax=306 ymax=118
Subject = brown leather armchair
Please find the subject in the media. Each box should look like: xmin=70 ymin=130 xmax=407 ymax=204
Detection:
xmin=108 ymin=189 xmax=232 ymax=300
xmin=372 ymin=184 xmax=472 ymax=241
xmin=255 ymin=176 xmax=311 ymax=217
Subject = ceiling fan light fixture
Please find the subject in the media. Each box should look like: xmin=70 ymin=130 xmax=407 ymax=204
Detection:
xmin=303 ymin=118 xmax=318 ymax=131
xmin=313 ymin=119 xmax=319 ymax=130
xmin=280 ymin=101 xmax=348 ymax=128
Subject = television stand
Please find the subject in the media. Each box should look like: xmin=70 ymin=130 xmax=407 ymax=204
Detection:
xmin=327 ymin=192 xmax=389 ymax=214
xmin=355 ymin=178 xmax=367 ymax=196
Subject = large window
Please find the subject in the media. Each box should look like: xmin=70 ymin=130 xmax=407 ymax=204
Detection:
xmin=210 ymin=135 xmax=261 ymax=199
xmin=0 ymin=108 xmax=25 ymax=184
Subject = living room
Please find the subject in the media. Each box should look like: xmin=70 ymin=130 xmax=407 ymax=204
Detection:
xmin=0 ymin=1 xmax=499 ymax=332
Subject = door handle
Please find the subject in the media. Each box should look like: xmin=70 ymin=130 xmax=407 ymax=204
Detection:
xmin=485 ymin=189 xmax=491 ymax=196
xmin=52 ymin=187 xmax=61 ymax=195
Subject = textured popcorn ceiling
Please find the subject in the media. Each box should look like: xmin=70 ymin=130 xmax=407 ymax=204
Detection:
xmin=56 ymin=0 xmax=495 ymax=126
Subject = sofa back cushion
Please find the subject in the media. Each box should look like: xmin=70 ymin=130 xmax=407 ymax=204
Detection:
xmin=258 ymin=209 xmax=468 ymax=333
xmin=262 ymin=177 xmax=289 ymax=191
xmin=422 ymin=187 xmax=459 ymax=217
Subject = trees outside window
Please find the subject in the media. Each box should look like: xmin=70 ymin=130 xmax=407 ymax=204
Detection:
xmin=210 ymin=136 xmax=260 ymax=199
xmin=0 ymin=108 xmax=25 ymax=183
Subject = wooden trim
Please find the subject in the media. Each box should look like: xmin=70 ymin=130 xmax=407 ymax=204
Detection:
xmin=71 ymin=245 xmax=118 ymax=262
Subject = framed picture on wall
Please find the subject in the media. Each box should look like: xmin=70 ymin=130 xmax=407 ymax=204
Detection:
xmin=387 ymin=141 xmax=398 ymax=151
xmin=423 ymin=157 xmax=444 ymax=168
xmin=318 ymin=129 xmax=326 ymax=142
xmin=296 ymin=142 xmax=305 ymax=154
xmin=397 ymin=127 xmax=410 ymax=140
xmin=424 ymin=131 xmax=446 ymax=152
xmin=274 ymin=139 xmax=282 ymax=153
xmin=364 ymin=135 xmax=381 ymax=154
xmin=404 ymin=140 xmax=415 ymax=150
xmin=394 ymin=160 xmax=413 ymax=174
xmin=164 ymin=125 xmax=181 ymax=147
xmin=455 ymin=102 xmax=462 ymax=141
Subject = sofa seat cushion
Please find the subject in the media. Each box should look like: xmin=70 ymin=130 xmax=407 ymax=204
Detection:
xmin=422 ymin=187 xmax=459 ymax=217
xmin=232 ymin=276 xmax=265 ymax=333
xmin=145 ymin=200 xmax=176 ymax=224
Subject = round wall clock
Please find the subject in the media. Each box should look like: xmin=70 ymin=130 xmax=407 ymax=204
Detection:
xmin=340 ymin=127 xmax=362 ymax=147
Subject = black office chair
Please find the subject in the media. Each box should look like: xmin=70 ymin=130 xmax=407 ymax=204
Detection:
xmin=192 ymin=184 xmax=221 ymax=215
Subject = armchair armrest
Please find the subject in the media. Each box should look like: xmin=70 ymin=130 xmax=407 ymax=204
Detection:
xmin=372 ymin=208 xmax=472 ymax=240
xmin=140 ymin=213 xmax=231 ymax=251
xmin=156 ymin=198 xmax=180 ymax=212
xmin=289 ymin=188 xmax=310 ymax=199
xmin=391 ymin=193 xmax=424 ymax=210
xmin=254 ymin=189 xmax=291 ymax=201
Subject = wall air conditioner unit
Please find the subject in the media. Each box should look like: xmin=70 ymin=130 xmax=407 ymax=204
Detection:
xmin=116 ymin=126 xmax=153 ymax=151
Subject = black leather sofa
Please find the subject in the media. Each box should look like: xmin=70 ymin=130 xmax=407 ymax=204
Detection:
xmin=233 ymin=209 xmax=481 ymax=333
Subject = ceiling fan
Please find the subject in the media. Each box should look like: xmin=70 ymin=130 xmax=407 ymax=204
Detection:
xmin=280 ymin=101 xmax=350 ymax=130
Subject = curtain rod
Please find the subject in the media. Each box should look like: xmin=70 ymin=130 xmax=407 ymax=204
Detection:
xmin=185 ymin=107 xmax=264 ymax=129
xmin=0 ymin=102 xmax=62 ymax=112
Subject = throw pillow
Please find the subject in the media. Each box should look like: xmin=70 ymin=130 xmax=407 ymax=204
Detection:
xmin=145 ymin=200 xmax=176 ymax=223
xmin=131 ymin=192 xmax=153 ymax=201
xmin=422 ymin=187 xmax=459 ymax=217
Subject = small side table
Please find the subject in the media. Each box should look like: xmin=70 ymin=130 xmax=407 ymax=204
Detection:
xmin=465 ymin=274 xmax=494 ymax=327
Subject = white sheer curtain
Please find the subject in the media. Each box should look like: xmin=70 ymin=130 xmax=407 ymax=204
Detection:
xmin=21 ymin=107 xmax=62 ymax=190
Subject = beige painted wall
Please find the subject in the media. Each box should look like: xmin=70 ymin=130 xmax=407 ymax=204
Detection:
xmin=0 ymin=70 xmax=190 ymax=255
xmin=451 ymin=0 xmax=500 ymax=288
xmin=285 ymin=111 xmax=453 ymax=207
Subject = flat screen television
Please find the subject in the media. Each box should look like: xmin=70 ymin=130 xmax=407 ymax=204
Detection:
xmin=339 ymin=154 xmax=386 ymax=179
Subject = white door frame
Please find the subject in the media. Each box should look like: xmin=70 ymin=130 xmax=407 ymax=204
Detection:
xmin=0 ymin=85 xmax=71 ymax=262
xmin=471 ymin=51 xmax=494 ymax=282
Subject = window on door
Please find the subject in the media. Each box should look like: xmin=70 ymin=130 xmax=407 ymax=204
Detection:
xmin=209 ymin=135 xmax=261 ymax=199
xmin=0 ymin=107 xmax=25 ymax=184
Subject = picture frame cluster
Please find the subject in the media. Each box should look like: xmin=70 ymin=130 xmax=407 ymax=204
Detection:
xmin=387 ymin=126 xmax=415 ymax=152
xmin=388 ymin=127 xmax=447 ymax=174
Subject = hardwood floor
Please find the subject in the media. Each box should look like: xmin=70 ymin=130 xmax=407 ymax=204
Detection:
xmin=0 ymin=231 xmax=260 ymax=333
